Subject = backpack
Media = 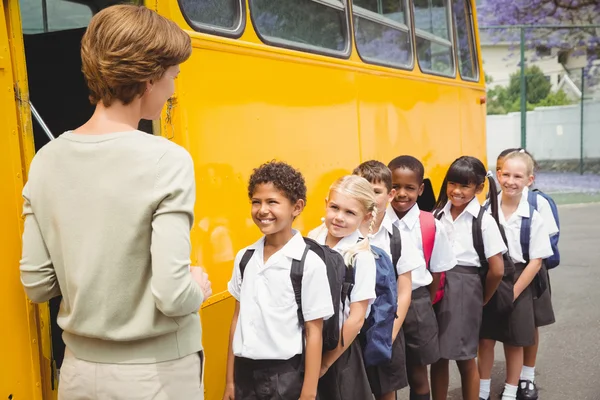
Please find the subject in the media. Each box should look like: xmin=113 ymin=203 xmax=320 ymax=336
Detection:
xmin=361 ymin=244 xmax=398 ymax=367
xmin=473 ymin=206 xmax=515 ymax=316
xmin=238 ymin=237 xmax=353 ymax=352
xmin=519 ymin=201 xmax=549 ymax=297
xmin=527 ymin=189 xmax=560 ymax=269
xmin=420 ymin=211 xmax=444 ymax=304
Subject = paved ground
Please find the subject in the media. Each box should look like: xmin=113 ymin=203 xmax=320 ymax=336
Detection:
xmin=397 ymin=202 xmax=600 ymax=400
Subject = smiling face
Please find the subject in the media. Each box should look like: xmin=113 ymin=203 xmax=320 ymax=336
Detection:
xmin=498 ymin=158 xmax=534 ymax=199
xmin=251 ymin=182 xmax=303 ymax=238
xmin=370 ymin=180 xmax=395 ymax=221
xmin=446 ymin=181 xmax=482 ymax=212
xmin=325 ymin=190 xmax=370 ymax=239
xmin=391 ymin=167 xmax=424 ymax=217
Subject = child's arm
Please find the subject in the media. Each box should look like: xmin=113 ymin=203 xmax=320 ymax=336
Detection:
xmin=514 ymin=258 xmax=542 ymax=300
xmin=483 ymin=253 xmax=504 ymax=305
xmin=300 ymin=318 xmax=324 ymax=400
xmin=393 ymin=271 xmax=412 ymax=341
xmin=320 ymin=300 xmax=369 ymax=377
xmin=428 ymin=272 xmax=442 ymax=302
xmin=223 ymin=301 xmax=240 ymax=400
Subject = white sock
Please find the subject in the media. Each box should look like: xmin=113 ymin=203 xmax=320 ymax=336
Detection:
xmin=479 ymin=379 xmax=491 ymax=399
xmin=520 ymin=365 xmax=535 ymax=382
xmin=501 ymin=383 xmax=518 ymax=400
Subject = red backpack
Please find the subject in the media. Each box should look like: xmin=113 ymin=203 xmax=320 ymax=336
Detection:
xmin=419 ymin=211 xmax=445 ymax=305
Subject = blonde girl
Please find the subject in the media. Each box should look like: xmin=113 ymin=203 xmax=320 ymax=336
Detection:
xmin=308 ymin=175 xmax=378 ymax=400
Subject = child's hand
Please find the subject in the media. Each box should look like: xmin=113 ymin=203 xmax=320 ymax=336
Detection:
xmin=191 ymin=266 xmax=212 ymax=301
xmin=299 ymin=392 xmax=317 ymax=400
xmin=222 ymin=383 xmax=235 ymax=400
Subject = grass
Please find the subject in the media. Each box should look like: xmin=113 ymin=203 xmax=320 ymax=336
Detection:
xmin=547 ymin=192 xmax=600 ymax=205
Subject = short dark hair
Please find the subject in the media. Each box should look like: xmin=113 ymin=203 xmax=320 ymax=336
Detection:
xmin=248 ymin=161 xmax=307 ymax=204
xmin=352 ymin=160 xmax=392 ymax=192
xmin=388 ymin=156 xmax=425 ymax=183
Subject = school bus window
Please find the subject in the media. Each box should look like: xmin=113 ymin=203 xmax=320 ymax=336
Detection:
xmin=179 ymin=0 xmax=244 ymax=35
xmin=412 ymin=0 xmax=454 ymax=77
xmin=352 ymin=0 xmax=413 ymax=68
xmin=452 ymin=0 xmax=479 ymax=81
xmin=249 ymin=0 xmax=349 ymax=56
xmin=19 ymin=0 xmax=93 ymax=34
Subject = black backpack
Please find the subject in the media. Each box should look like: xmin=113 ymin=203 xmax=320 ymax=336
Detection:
xmin=472 ymin=206 xmax=515 ymax=316
xmin=239 ymin=237 xmax=353 ymax=352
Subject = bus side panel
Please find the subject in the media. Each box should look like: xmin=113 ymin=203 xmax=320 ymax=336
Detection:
xmin=460 ymin=87 xmax=487 ymax=167
xmin=357 ymin=72 xmax=462 ymax=195
xmin=0 ymin=1 xmax=44 ymax=399
xmin=171 ymin=41 xmax=361 ymax=398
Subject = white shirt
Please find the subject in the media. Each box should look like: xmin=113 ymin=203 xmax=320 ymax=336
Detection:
xmin=523 ymin=186 xmax=559 ymax=236
xmin=227 ymin=231 xmax=334 ymax=360
xmin=497 ymin=195 xmax=553 ymax=264
xmin=388 ymin=205 xmax=457 ymax=289
xmin=439 ymin=198 xmax=507 ymax=267
xmin=308 ymin=225 xmax=377 ymax=328
xmin=360 ymin=213 xmax=425 ymax=276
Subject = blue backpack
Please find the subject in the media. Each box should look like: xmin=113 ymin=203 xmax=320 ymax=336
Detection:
xmin=361 ymin=227 xmax=401 ymax=367
xmin=527 ymin=189 xmax=560 ymax=269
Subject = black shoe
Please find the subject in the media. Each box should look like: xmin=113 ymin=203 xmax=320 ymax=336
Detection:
xmin=480 ymin=398 xmax=489 ymax=400
xmin=517 ymin=380 xmax=538 ymax=400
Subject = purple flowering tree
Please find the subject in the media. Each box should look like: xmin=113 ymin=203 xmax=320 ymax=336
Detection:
xmin=478 ymin=0 xmax=600 ymax=76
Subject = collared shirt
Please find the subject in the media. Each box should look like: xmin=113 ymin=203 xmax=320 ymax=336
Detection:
xmin=497 ymin=194 xmax=553 ymax=264
xmin=523 ymin=186 xmax=559 ymax=236
xmin=388 ymin=204 xmax=457 ymax=289
xmin=308 ymin=225 xmax=376 ymax=328
xmin=361 ymin=213 xmax=425 ymax=276
xmin=439 ymin=198 xmax=507 ymax=267
xmin=228 ymin=231 xmax=334 ymax=360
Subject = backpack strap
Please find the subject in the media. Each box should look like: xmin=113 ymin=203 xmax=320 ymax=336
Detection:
xmin=339 ymin=259 xmax=356 ymax=347
xmin=389 ymin=225 xmax=402 ymax=280
xmin=528 ymin=189 xmax=539 ymax=210
xmin=239 ymin=249 xmax=255 ymax=280
xmin=520 ymin=202 xmax=535 ymax=263
xmin=419 ymin=211 xmax=436 ymax=269
xmin=472 ymin=206 xmax=488 ymax=270
xmin=290 ymin=245 xmax=310 ymax=355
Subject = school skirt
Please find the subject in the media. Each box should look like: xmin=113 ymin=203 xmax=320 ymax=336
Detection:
xmin=480 ymin=263 xmax=536 ymax=347
xmin=364 ymin=329 xmax=408 ymax=396
xmin=435 ymin=265 xmax=483 ymax=361
xmin=534 ymin=263 xmax=556 ymax=327
xmin=318 ymin=340 xmax=372 ymax=400
xmin=234 ymin=355 xmax=303 ymax=400
xmin=404 ymin=286 xmax=440 ymax=366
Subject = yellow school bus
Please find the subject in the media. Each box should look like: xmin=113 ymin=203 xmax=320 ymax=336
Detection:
xmin=0 ymin=0 xmax=486 ymax=398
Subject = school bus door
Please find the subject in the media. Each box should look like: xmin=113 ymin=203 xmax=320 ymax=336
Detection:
xmin=0 ymin=0 xmax=53 ymax=399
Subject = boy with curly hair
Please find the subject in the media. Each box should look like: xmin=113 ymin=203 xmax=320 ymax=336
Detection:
xmin=223 ymin=161 xmax=334 ymax=400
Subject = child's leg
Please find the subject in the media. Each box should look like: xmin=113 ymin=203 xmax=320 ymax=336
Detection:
xmin=430 ymin=358 xmax=449 ymax=400
xmin=522 ymin=328 xmax=539 ymax=374
xmin=501 ymin=344 xmax=524 ymax=400
xmin=377 ymin=392 xmax=396 ymax=400
xmin=407 ymin=364 xmax=431 ymax=398
xmin=456 ymin=359 xmax=480 ymax=400
xmin=478 ymin=339 xmax=496 ymax=399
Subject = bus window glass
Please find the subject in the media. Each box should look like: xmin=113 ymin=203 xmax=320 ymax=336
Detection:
xmin=352 ymin=0 xmax=412 ymax=68
xmin=413 ymin=0 xmax=454 ymax=76
xmin=452 ymin=0 xmax=478 ymax=80
xmin=19 ymin=0 xmax=93 ymax=34
xmin=179 ymin=0 xmax=243 ymax=34
xmin=250 ymin=0 xmax=348 ymax=55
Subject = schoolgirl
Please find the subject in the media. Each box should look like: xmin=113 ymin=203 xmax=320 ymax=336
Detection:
xmin=430 ymin=156 xmax=507 ymax=400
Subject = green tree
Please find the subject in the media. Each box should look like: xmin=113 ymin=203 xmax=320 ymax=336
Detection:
xmin=507 ymin=66 xmax=551 ymax=105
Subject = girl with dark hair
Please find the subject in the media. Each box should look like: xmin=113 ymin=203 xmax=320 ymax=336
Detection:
xmin=430 ymin=156 xmax=507 ymax=400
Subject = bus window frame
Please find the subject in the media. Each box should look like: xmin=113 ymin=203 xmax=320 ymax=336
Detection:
xmin=452 ymin=0 xmax=479 ymax=82
xmin=177 ymin=0 xmax=246 ymax=39
xmin=351 ymin=0 xmax=415 ymax=71
xmin=248 ymin=0 xmax=353 ymax=59
xmin=411 ymin=0 xmax=457 ymax=79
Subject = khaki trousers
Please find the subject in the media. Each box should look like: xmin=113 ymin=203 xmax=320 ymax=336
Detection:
xmin=58 ymin=348 xmax=204 ymax=400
